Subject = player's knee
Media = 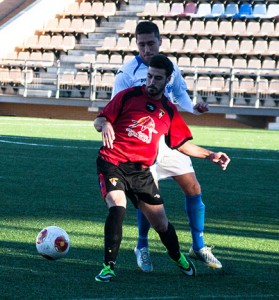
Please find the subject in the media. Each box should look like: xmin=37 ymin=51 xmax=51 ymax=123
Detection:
xmin=152 ymin=220 xmax=168 ymax=233
xmin=186 ymin=180 xmax=201 ymax=196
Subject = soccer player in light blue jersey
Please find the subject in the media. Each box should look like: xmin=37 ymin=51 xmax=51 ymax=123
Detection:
xmin=111 ymin=21 xmax=223 ymax=271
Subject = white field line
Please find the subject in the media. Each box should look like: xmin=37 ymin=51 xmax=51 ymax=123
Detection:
xmin=77 ymin=295 xmax=275 ymax=300
xmin=0 ymin=137 xmax=278 ymax=162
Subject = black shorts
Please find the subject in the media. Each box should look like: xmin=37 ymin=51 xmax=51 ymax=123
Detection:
xmin=96 ymin=156 xmax=164 ymax=208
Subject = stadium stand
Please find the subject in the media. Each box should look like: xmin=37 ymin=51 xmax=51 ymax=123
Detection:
xmin=0 ymin=0 xmax=278 ymax=129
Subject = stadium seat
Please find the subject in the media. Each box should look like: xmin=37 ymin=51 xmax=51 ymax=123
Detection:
xmin=123 ymin=54 xmax=135 ymax=64
xmin=96 ymin=37 xmax=117 ymax=52
xmin=265 ymin=4 xmax=279 ymax=18
xmin=81 ymin=19 xmax=96 ymax=35
xmin=243 ymin=21 xmax=261 ymax=36
xmin=152 ymin=20 xmax=164 ymax=32
xmin=195 ymin=38 xmax=212 ymax=54
xmin=28 ymin=52 xmax=44 ymax=68
xmin=190 ymin=20 xmax=205 ymax=35
xmin=252 ymin=4 xmax=267 ymax=18
xmin=154 ymin=3 xmax=171 ymax=17
xmin=42 ymin=18 xmax=59 ymax=33
xmin=59 ymin=71 xmax=75 ymax=86
xmin=219 ymin=57 xmax=233 ymax=73
xmin=183 ymin=2 xmax=197 ymax=16
xmin=176 ymin=20 xmax=191 ymax=36
xmin=224 ymin=3 xmax=239 ymax=18
xmin=75 ymin=72 xmax=89 ymax=87
xmin=233 ymin=58 xmax=247 ymax=72
xmin=22 ymin=35 xmax=39 ymax=50
xmin=268 ymin=79 xmax=279 ymax=95
xmin=48 ymin=35 xmax=64 ymax=50
xmin=167 ymin=38 xmax=184 ymax=53
xmin=223 ymin=39 xmax=240 ymax=55
xmin=161 ymin=20 xmax=177 ymax=35
xmin=266 ymin=40 xmax=279 ymax=55
xmin=63 ymin=2 xmax=79 ymax=17
xmin=261 ymin=58 xmax=276 ymax=74
xmin=116 ymin=20 xmax=137 ymax=35
xmin=193 ymin=3 xmax=211 ymax=18
xmin=196 ymin=76 xmax=211 ymax=101
xmin=76 ymin=2 xmax=92 ymax=17
xmin=210 ymin=76 xmax=228 ymax=93
xmin=136 ymin=3 xmax=157 ymax=18
xmin=17 ymin=51 xmax=30 ymax=65
xmin=251 ymin=39 xmax=268 ymax=55
xmin=238 ymin=39 xmax=254 ymax=54
xmin=218 ymin=20 xmax=233 ymax=36
xmin=165 ymin=3 xmax=184 ymax=16
xmin=160 ymin=38 xmax=171 ymax=52
xmin=100 ymin=72 xmax=115 ymax=89
xmin=258 ymin=21 xmax=275 ymax=37
xmin=209 ymin=3 xmax=225 ymax=18
xmin=246 ymin=58 xmax=261 ymax=73
xmin=113 ymin=37 xmax=131 ymax=52
xmin=0 ymin=68 xmax=11 ymax=83
xmin=91 ymin=2 xmax=104 ymax=17
xmin=109 ymin=54 xmax=123 ymax=69
xmin=232 ymin=20 xmax=246 ymax=36
xmin=209 ymin=38 xmax=226 ymax=54
xmin=95 ymin=54 xmax=110 ymax=66
xmin=204 ymin=57 xmax=219 ymax=72
xmin=182 ymin=38 xmax=198 ymax=54
xmin=96 ymin=2 xmax=116 ymax=18
xmin=233 ymin=77 xmax=256 ymax=105
xmin=36 ymin=35 xmax=51 ymax=50
xmin=269 ymin=22 xmax=279 ymax=37
xmin=56 ymin=18 xmax=71 ymax=33
xmin=75 ymin=54 xmax=96 ymax=70
xmin=191 ymin=56 xmax=205 ymax=73
xmin=237 ymin=3 xmax=252 ymax=18
xmin=204 ymin=20 xmax=219 ymax=35
xmin=178 ymin=56 xmax=191 ymax=69
xmin=184 ymin=75 xmax=195 ymax=91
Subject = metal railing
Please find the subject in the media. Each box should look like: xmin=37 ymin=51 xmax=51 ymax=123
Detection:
xmin=0 ymin=60 xmax=278 ymax=109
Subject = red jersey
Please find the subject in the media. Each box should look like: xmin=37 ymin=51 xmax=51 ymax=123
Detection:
xmin=97 ymin=85 xmax=193 ymax=167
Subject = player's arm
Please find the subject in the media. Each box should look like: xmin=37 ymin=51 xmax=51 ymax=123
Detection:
xmin=178 ymin=141 xmax=230 ymax=171
xmin=94 ymin=117 xmax=115 ymax=149
xmin=111 ymin=71 xmax=132 ymax=98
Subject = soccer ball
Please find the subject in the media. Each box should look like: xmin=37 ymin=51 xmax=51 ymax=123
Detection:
xmin=36 ymin=226 xmax=70 ymax=260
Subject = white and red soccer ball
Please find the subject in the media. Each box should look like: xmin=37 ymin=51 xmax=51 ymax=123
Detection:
xmin=36 ymin=226 xmax=70 ymax=260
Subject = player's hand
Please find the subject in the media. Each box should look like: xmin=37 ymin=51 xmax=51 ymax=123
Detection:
xmin=208 ymin=152 xmax=230 ymax=170
xmin=194 ymin=102 xmax=209 ymax=114
xmin=101 ymin=122 xmax=115 ymax=149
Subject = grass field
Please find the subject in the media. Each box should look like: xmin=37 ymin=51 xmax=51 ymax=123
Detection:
xmin=0 ymin=117 xmax=278 ymax=299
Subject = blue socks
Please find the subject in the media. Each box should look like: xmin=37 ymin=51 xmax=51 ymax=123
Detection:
xmin=185 ymin=193 xmax=205 ymax=251
xmin=136 ymin=209 xmax=151 ymax=249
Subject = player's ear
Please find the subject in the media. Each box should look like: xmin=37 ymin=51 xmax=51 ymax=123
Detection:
xmin=159 ymin=37 xmax=162 ymax=46
xmin=166 ymin=75 xmax=171 ymax=83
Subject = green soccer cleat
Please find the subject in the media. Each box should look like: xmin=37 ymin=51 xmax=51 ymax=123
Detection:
xmin=172 ymin=252 xmax=196 ymax=277
xmin=95 ymin=264 xmax=116 ymax=282
xmin=189 ymin=246 xmax=222 ymax=269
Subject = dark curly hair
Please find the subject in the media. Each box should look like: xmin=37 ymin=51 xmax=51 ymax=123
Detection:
xmin=149 ymin=54 xmax=174 ymax=78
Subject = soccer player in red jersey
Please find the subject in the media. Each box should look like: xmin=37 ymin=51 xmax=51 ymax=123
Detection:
xmin=94 ymin=54 xmax=230 ymax=282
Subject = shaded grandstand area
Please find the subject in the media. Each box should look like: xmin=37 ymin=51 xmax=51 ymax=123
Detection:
xmin=0 ymin=0 xmax=278 ymax=129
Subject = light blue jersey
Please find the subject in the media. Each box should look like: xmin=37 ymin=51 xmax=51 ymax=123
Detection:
xmin=112 ymin=55 xmax=195 ymax=114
